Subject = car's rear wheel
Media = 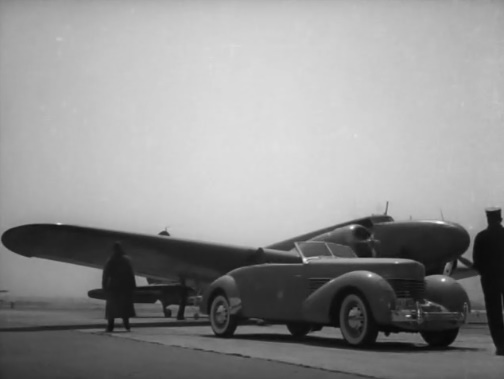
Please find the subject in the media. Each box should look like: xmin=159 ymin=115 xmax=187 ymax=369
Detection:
xmin=209 ymin=294 xmax=237 ymax=338
xmin=286 ymin=322 xmax=311 ymax=338
xmin=339 ymin=293 xmax=378 ymax=346
xmin=163 ymin=308 xmax=172 ymax=318
xmin=421 ymin=328 xmax=459 ymax=347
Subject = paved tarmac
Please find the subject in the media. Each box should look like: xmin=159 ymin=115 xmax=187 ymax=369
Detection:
xmin=1 ymin=330 xmax=362 ymax=379
xmin=1 ymin=306 xmax=503 ymax=379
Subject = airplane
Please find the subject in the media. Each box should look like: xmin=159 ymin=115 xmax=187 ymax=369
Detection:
xmin=0 ymin=212 xmax=477 ymax=318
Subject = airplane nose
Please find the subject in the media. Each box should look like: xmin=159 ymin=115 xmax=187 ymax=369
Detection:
xmin=447 ymin=222 xmax=471 ymax=257
xmin=372 ymin=220 xmax=470 ymax=264
xmin=417 ymin=220 xmax=470 ymax=263
xmin=415 ymin=220 xmax=471 ymax=263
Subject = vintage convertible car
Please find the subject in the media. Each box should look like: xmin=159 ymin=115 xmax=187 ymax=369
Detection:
xmin=200 ymin=241 xmax=470 ymax=347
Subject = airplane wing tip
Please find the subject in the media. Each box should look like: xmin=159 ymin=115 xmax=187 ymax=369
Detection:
xmin=1 ymin=223 xmax=62 ymax=257
xmin=2 ymin=225 xmax=35 ymax=257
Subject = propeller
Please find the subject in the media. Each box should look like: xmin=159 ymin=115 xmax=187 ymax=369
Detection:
xmin=451 ymin=257 xmax=478 ymax=280
xmin=442 ymin=259 xmax=458 ymax=276
xmin=439 ymin=257 xmax=478 ymax=279
xmin=457 ymin=256 xmax=474 ymax=268
xmin=347 ymin=224 xmax=381 ymax=258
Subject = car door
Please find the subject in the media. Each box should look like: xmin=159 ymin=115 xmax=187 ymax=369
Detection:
xmin=236 ymin=263 xmax=307 ymax=321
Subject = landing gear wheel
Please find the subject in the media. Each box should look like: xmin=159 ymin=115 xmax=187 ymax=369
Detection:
xmin=209 ymin=294 xmax=238 ymax=338
xmin=421 ymin=328 xmax=459 ymax=347
xmin=163 ymin=308 xmax=172 ymax=318
xmin=286 ymin=322 xmax=311 ymax=338
xmin=339 ymin=293 xmax=378 ymax=347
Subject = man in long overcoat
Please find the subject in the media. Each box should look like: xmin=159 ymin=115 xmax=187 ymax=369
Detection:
xmin=473 ymin=207 xmax=504 ymax=356
xmin=102 ymin=242 xmax=136 ymax=332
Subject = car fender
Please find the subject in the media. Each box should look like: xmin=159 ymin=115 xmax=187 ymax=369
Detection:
xmin=200 ymin=275 xmax=242 ymax=316
xmin=424 ymin=275 xmax=470 ymax=312
xmin=302 ymin=270 xmax=396 ymax=325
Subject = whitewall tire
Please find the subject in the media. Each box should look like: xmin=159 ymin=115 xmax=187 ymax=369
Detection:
xmin=339 ymin=293 xmax=378 ymax=346
xmin=209 ymin=294 xmax=238 ymax=338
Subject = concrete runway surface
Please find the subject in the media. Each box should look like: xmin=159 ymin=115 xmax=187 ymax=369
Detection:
xmin=0 ymin=304 xmax=503 ymax=379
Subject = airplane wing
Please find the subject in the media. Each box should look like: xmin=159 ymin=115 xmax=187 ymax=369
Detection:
xmin=1 ymin=224 xmax=267 ymax=283
xmin=451 ymin=267 xmax=478 ymax=280
xmin=452 ymin=257 xmax=479 ymax=280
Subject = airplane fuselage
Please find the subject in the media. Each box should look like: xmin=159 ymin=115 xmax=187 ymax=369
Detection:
xmin=267 ymin=215 xmax=470 ymax=276
xmin=305 ymin=218 xmax=469 ymax=275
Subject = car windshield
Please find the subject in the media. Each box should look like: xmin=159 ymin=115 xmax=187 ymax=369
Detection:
xmin=326 ymin=243 xmax=357 ymax=258
xmin=295 ymin=241 xmax=334 ymax=260
xmin=295 ymin=241 xmax=357 ymax=261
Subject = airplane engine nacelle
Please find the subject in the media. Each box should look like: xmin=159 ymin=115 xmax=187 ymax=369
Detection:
xmin=314 ymin=224 xmax=376 ymax=258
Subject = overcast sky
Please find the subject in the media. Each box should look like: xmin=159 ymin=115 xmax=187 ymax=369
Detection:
xmin=0 ymin=0 xmax=502 ymax=302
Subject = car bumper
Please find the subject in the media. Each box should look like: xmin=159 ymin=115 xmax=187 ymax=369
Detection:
xmin=390 ymin=301 xmax=469 ymax=330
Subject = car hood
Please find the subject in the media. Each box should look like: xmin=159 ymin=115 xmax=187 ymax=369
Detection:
xmin=306 ymin=258 xmax=425 ymax=280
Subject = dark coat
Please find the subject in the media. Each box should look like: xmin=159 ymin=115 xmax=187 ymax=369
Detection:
xmin=102 ymin=253 xmax=136 ymax=319
xmin=473 ymin=223 xmax=504 ymax=349
xmin=473 ymin=224 xmax=504 ymax=282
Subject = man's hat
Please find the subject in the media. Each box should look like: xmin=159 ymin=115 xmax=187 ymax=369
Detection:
xmin=485 ymin=207 xmax=502 ymax=218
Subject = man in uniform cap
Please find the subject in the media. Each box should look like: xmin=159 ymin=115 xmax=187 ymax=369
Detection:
xmin=473 ymin=207 xmax=504 ymax=356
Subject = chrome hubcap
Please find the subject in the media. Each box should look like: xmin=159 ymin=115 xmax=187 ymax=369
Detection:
xmin=212 ymin=297 xmax=229 ymax=331
xmin=215 ymin=303 xmax=228 ymax=326
xmin=347 ymin=304 xmax=364 ymax=335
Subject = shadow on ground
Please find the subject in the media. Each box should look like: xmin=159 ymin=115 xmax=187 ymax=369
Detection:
xmin=0 ymin=320 xmax=210 ymax=332
xmin=201 ymin=332 xmax=481 ymax=353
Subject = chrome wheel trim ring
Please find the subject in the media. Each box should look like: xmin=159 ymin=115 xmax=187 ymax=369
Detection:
xmin=210 ymin=295 xmax=230 ymax=334
xmin=340 ymin=295 xmax=368 ymax=345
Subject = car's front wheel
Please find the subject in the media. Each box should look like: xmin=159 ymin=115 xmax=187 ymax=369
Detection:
xmin=339 ymin=293 xmax=378 ymax=347
xmin=286 ymin=322 xmax=311 ymax=338
xmin=420 ymin=328 xmax=459 ymax=347
xmin=209 ymin=294 xmax=238 ymax=338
